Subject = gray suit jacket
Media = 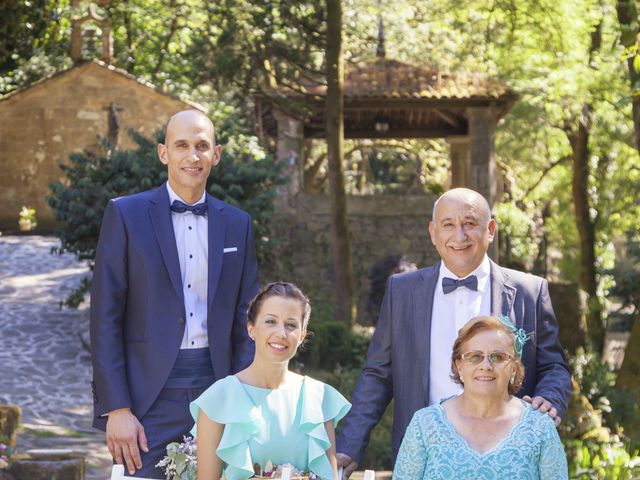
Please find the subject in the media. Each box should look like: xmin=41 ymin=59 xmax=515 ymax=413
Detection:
xmin=336 ymin=260 xmax=572 ymax=464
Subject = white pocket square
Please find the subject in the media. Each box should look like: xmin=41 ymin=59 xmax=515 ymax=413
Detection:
xmin=223 ymin=247 xmax=238 ymax=253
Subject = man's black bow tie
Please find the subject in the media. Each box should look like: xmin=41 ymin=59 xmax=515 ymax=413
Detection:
xmin=442 ymin=275 xmax=478 ymax=294
xmin=170 ymin=199 xmax=208 ymax=216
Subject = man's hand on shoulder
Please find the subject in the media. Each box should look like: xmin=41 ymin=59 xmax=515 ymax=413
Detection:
xmin=106 ymin=408 xmax=149 ymax=475
xmin=523 ymin=395 xmax=561 ymax=426
xmin=336 ymin=452 xmax=358 ymax=480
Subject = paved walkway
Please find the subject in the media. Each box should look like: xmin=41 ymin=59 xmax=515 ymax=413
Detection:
xmin=0 ymin=235 xmax=111 ymax=479
xmin=0 ymin=235 xmax=393 ymax=480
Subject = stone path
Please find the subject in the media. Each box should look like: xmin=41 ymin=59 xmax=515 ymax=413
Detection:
xmin=0 ymin=235 xmax=111 ymax=479
xmin=0 ymin=235 xmax=394 ymax=480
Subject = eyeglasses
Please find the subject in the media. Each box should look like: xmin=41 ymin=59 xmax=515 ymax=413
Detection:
xmin=460 ymin=351 xmax=513 ymax=365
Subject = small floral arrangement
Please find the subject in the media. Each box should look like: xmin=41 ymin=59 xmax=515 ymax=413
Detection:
xmin=254 ymin=460 xmax=315 ymax=479
xmin=18 ymin=206 xmax=37 ymax=231
xmin=0 ymin=436 xmax=13 ymax=471
xmin=18 ymin=206 xmax=37 ymax=225
xmin=156 ymin=436 xmax=197 ymax=480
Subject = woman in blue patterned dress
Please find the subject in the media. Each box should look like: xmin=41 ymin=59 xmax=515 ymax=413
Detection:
xmin=394 ymin=315 xmax=568 ymax=480
xmin=191 ymin=282 xmax=350 ymax=480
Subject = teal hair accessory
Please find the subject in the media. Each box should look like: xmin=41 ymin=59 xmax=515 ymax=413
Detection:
xmin=498 ymin=315 xmax=533 ymax=357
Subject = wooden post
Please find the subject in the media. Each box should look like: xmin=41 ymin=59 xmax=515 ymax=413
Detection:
xmin=468 ymin=106 xmax=498 ymax=260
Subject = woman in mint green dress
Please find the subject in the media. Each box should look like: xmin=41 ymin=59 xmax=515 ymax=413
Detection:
xmin=394 ymin=315 xmax=568 ymax=480
xmin=191 ymin=283 xmax=351 ymax=480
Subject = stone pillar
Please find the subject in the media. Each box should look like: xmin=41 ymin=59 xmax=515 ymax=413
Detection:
xmin=100 ymin=23 xmax=114 ymax=64
xmin=0 ymin=405 xmax=21 ymax=448
xmin=468 ymin=106 xmax=498 ymax=259
xmin=447 ymin=136 xmax=470 ymax=187
xmin=468 ymin=106 xmax=497 ymax=208
xmin=70 ymin=19 xmax=83 ymax=63
xmin=273 ymin=109 xmax=304 ymax=195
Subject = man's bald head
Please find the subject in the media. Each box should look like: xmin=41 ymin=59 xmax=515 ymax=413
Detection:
xmin=428 ymin=187 xmax=496 ymax=277
xmin=164 ymin=109 xmax=215 ymax=145
xmin=432 ymin=188 xmax=492 ymax=225
xmin=158 ymin=109 xmax=222 ymax=204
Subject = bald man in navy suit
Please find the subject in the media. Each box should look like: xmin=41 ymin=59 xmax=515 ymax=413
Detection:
xmin=90 ymin=110 xmax=259 ymax=477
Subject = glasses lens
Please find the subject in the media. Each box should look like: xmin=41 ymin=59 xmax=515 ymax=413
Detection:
xmin=463 ymin=352 xmax=484 ymax=364
xmin=488 ymin=352 xmax=510 ymax=364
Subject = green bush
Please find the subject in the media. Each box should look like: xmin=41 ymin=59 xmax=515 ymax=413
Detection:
xmin=309 ymin=365 xmax=393 ymax=471
xmin=295 ymin=321 xmax=370 ymax=371
xmin=565 ymin=439 xmax=640 ymax=479
xmin=297 ymin=324 xmax=393 ymax=471
xmin=48 ymin=129 xmax=283 ymax=307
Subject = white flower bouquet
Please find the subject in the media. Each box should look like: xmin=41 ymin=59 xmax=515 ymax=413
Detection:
xmin=156 ymin=437 xmax=319 ymax=480
xmin=156 ymin=436 xmax=197 ymax=480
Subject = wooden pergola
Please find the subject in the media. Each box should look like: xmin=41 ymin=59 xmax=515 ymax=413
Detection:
xmin=255 ymin=55 xmax=517 ymax=209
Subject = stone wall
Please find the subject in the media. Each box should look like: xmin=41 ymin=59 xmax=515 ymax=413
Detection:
xmin=264 ymin=193 xmax=440 ymax=324
xmin=265 ymin=194 xmax=584 ymax=338
xmin=0 ymin=61 xmax=197 ymax=230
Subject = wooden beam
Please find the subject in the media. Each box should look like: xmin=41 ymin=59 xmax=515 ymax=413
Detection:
xmin=305 ymin=126 xmax=468 ymax=139
xmin=432 ymin=109 xmax=462 ymax=128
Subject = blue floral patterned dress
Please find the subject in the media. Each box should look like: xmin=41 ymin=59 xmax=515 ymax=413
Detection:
xmin=393 ymin=397 xmax=568 ymax=480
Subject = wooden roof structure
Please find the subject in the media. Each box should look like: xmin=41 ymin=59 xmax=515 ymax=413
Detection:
xmin=255 ymin=57 xmax=517 ymax=140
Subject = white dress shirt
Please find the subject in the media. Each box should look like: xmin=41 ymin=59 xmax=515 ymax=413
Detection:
xmin=167 ymin=183 xmax=209 ymax=349
xmin=428 ymin=255 xmax=491 ymax=405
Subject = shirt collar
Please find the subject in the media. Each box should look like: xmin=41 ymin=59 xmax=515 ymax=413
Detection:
xmin=438 ymin=255 xmax=491 ymax=294
xmin=166 ymin=182 xmax=206 ymax=206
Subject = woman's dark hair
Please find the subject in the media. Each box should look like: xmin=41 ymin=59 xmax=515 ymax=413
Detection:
xmin=247 ymin=282 xmax=311 ymax=327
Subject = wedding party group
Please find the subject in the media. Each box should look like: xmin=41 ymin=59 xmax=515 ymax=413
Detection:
xmin=90 ymin=109 xmax=571 ymax=479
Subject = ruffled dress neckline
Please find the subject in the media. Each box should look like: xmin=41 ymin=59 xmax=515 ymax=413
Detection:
xmin=190 ymin=374 xmax=351 ymax=480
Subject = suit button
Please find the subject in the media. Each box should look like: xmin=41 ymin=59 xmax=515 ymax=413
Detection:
xmin=178 ymin=318 xmax=185 ymax=325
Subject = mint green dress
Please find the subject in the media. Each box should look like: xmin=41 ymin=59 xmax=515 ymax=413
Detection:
xmin=190 ymin=375 xmax=351 ymax=480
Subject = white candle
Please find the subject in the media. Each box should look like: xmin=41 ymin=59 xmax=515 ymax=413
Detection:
xmin=281 ymin=466 xmax=292 ymax=480
xmin=363 ymin=470 xmax=375 ymax=480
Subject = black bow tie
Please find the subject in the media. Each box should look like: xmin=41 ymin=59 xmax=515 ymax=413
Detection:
xmin=442 ymin=275 xmax=478 ymax=294
xmin=170 ymin=199 xmax=208 ymax=216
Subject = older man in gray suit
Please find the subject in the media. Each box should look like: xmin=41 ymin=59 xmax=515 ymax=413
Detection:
xmin=336 ymin=188 xmax=572 ymax=477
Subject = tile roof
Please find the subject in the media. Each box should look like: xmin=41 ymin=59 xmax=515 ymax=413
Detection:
xmin=0 ymin=60 xmax=206 ymax=111
xmin=302 ymin=58 xmax=512 ymax=100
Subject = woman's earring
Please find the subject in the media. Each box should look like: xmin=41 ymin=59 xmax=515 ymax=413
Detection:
xmin=459 ymin=373 xmax=464 ymax=383
xmin=509 ymin=374 xmax=515 ymax=385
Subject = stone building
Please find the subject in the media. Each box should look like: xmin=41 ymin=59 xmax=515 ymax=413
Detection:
xmin=0 ymin=60 xmax=202 ymax=230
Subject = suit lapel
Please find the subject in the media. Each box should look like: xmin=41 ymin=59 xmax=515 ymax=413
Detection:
xmin=148 ymin=185 xmax=184 ymax=303
xmin=414 ymin=263 xmax=439 ymax=402
xmin=489 ymin=260 xmax=518 ymax=325
xmin=207 ymin=194 xmax=226 ymax=311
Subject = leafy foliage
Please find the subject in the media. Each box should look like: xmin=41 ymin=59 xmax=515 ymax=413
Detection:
xmin=0 ymin=0 xmax=71 ymax=94
xmin=565 ymin=347 xmax=640 ymax=449
xmin=48 ymin=128 xmax=283 ymax=307
xmin=564 ymin=439 xmax=640 ymax=479
xmin=295 ymin=321 xmax=370 ymax=371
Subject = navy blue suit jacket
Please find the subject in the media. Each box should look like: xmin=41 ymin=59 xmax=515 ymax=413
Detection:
xmin=90 ymin=184 xmax=259 ymax=429
xmin=336 ymin=260 xmax=572 ymax=464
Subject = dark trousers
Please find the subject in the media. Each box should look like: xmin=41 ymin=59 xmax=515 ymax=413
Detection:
xmin=132 ymin=385 xmax=208 ymax=478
